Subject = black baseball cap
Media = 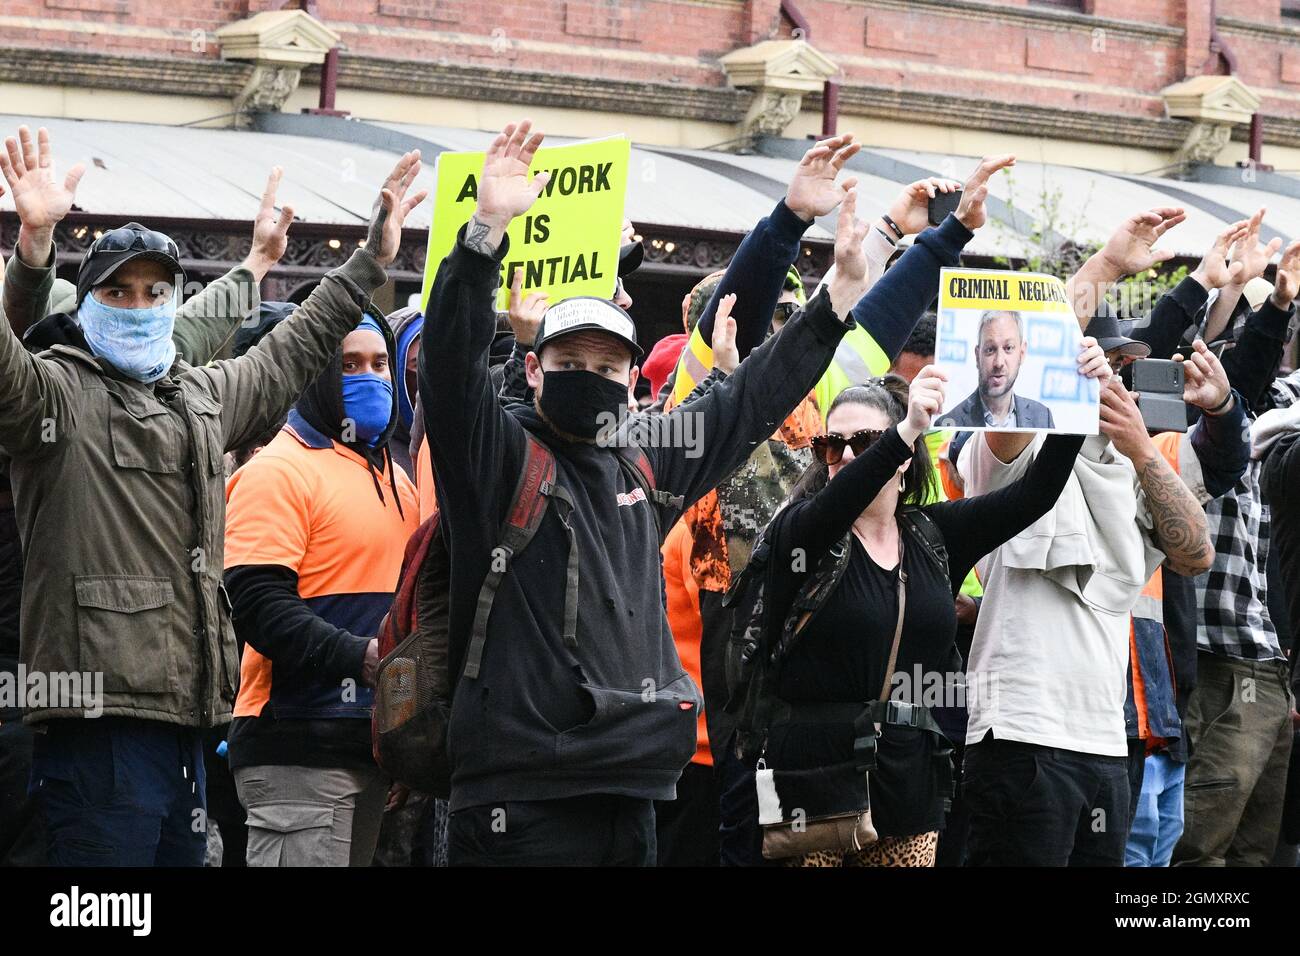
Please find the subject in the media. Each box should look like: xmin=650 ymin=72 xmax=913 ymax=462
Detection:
xmin=76 ymin=222 xmax=185 ymax=307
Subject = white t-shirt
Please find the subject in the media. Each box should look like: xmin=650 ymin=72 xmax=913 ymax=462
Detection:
xmin=957 ymin=433 xmax=1165 ymax=756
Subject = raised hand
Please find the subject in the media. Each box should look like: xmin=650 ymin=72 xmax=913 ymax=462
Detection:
xmin=1076 ymin=335 xmax=1110 ymax=383
xmin=1191 ymin=219 xmax=1248 ymax=291
xmin=1272 ymin=239 xmax=1300 ymax=308
xmin=245 ymin=166 xmax=295 ymax=280
xmin=887 ymin=176 xmax=963 ymax=236
xmin=1099 ymin=377 xmax=1154 ymax=462
xmin=1173 ymin=339 xmax=1232 ymax=414
xmin=0 ymin=126 xmax=86 ymax=267
xmin=710 ymin=293 xmax=739 ymax=374
xmin=1231 ymin=208 xmax=1282 ymax=287
xmin=1098 ymin=207 xmax=1186 ymax=279
xmin=954 ymin=154 xmax=1015 ymax=231
xmin=900 ymin=364 xmax=947 ymax=444
xmin=470 ymin=120 xmax=550 ymax=254
xmin=508 ymin=267 xmax=548 ymax=347
xmin=784 ymin=133 xmax=860 ymax=223
xmin=366 ymin=150 xmax=427 ymax=269
xmin=827 ymin=187 xmax=871 ymax=322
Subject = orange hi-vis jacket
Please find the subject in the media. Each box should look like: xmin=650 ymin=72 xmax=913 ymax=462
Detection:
xmin=226 ymin=412 xmax=419 ymax=723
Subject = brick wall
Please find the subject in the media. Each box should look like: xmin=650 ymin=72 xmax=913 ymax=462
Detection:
xmin=4 ymin=0 xmax=1300 ymax=120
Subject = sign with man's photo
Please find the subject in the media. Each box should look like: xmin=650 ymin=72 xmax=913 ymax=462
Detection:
xmin=933 ymin=268 xmax=1100 ymax=434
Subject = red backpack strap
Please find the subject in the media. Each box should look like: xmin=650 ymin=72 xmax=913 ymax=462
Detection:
xmin=396 ymin=515 xmax=441 ymax=632
xmin=462 ymin=435 xmax=560 ymax=680
xmin=613 ymin=445 xmax=683 ymax=544
xmin=377 ymin=514 xmax=441 ymax=658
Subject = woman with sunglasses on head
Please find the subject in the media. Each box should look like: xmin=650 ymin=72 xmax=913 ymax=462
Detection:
xmin=752 ymin=343 xmax=1108 ymax=867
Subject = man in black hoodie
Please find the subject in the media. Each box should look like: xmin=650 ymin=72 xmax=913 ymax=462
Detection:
xmin=421 ymin=120 xmax=890 ymax=865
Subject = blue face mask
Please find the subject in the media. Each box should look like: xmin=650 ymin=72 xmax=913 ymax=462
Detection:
xmin=341 ymin=373 xmax=394 ymax=447
xmin=78 ymin=294 xmax=177 ymax=383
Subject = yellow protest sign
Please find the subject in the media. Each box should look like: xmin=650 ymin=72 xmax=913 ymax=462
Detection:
xmin=420 ymin=136 xmax=630 ymax=312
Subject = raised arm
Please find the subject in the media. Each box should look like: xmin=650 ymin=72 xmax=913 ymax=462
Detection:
xmin=0 ymin=125 xmax=84 ymax=338
xmin=193 ymin=152 xmax=426 ymax=451
xmin=172 ymin=168 xmax=294 ymax=366
xmin=0 ymin=130 xmax=80 ymax=455
xmin=707 ymin=135 xmax=862 ymax=361
xmin=773 ymin=362 xmax=947 ymax=565
xmin=1066 ymin=207 xmax=1186 ymax=333
xmin=496 ymin=266 xmax=546 ymax=406
xmin=1222 ymin=240 xmax=1300 ymax=413
xmin=1173 ymin=338 xmax=1249 ymax=500
xmin=646 ymin=186 xmax=872 ymax=505
xmin=667 ymin=137 xmax=862 ymax=407
xmin=1205 ymin=210 xmax=1278 ymax=345
xmin=848 ymin=155 xmax=1012 ymax=360
xmin=422 ymin=121 xmax=551 ymax=531
xmin=1198 ymin=215 xmax=1252 ymax=346
xmin=1099 ymin=377 xmax=1213 ymax=576
xmin=1131 ymin=219 xmax=1246 ymax=359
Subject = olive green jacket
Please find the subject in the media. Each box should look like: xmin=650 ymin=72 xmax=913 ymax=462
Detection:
xmin=0 ymin=246 xmax=387 ymax=726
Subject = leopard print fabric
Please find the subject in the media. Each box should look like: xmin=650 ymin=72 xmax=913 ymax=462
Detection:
xmin=779 ymin=830 xmax=939 ymax=867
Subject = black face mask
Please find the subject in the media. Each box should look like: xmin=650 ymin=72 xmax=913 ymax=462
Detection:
xmin=538 ymin=369 xmax=629 ymax=441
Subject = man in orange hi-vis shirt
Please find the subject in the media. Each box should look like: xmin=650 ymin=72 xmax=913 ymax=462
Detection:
xmin=224 ymin=311 xmax=419 ymax=867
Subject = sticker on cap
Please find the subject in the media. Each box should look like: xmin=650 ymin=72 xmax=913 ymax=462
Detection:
xmin=544 ymin=298 xmax=636 ymax=341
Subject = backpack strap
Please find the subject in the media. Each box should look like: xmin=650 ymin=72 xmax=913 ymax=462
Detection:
xmin=613 ymin=445 xmax=683 ymax=544
xmin=393 ymin=516 xmax=441 ymax=635
xmin=900 ymin=507 xmax=949 ymax=580
xmin=463 ymin=435 xmax=560 ymax=680
xmin=548 ymin=482 xmax=580 ymax=652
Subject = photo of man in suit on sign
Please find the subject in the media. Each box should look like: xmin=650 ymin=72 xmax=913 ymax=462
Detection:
xmin=940 ymin=309 xmax=1055 ymax=428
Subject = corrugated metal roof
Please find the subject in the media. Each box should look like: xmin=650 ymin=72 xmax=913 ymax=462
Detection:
xmin=3 ymin=113 xmax=1297 ymax=265
xmin=0 ymin=114 xmax=437 ymax=229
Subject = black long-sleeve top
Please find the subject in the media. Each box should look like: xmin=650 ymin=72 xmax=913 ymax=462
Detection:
xmin=764 ymin=426 xmax=1085 ymax=836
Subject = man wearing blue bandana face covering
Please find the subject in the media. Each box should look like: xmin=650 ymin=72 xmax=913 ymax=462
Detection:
xmin=0 ymin=124 xmax=428 ymax=867
xmin=222 ymin=308 xmax=418 ymax=867
xmin=71 ymin=222 xmax=183 ymax=382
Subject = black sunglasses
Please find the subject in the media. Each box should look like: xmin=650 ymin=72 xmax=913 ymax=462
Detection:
xmin=93 ymin=225 xmax=180 ymax=260
xmin=811 ymin=429 xmax=886 ymax=465
xmin=773 ymin=301 xmax=799 ymax=323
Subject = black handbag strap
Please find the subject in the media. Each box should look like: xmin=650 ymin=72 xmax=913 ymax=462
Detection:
xmin=877 ymin=531 xmax=907 ymax=709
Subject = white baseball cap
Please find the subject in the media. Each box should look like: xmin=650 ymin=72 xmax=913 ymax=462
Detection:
xmin=534 ymin=296 xmax=642 ymax=361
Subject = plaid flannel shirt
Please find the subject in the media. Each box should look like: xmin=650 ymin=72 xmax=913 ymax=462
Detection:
xmin=1195 ymin=370 xmax=1300 ymax=661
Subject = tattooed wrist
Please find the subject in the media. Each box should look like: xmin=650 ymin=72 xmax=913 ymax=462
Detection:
xmin=465 ymin=214 xmax=503 ymax=257
xmin=365 ymin=203 xmax=389 ymax=261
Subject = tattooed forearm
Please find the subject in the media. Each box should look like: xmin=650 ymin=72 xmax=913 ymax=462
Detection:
xmin=1135 ymin=452 xmax=1215 ymax=576
xmin=464 ymin=215 xmax=501 ymax=257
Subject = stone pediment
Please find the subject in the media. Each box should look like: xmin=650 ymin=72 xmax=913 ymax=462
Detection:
xmin=1162 ymin=74 xmax=1261 ymax=125
xmin=215 ymin=10 xmax=340 ymax=66
xmin=720 ymin=39 xmax=839 ymax=95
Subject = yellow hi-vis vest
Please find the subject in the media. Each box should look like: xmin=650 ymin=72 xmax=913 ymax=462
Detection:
xmin=812 ymin=323 xmax=891 ymax=425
